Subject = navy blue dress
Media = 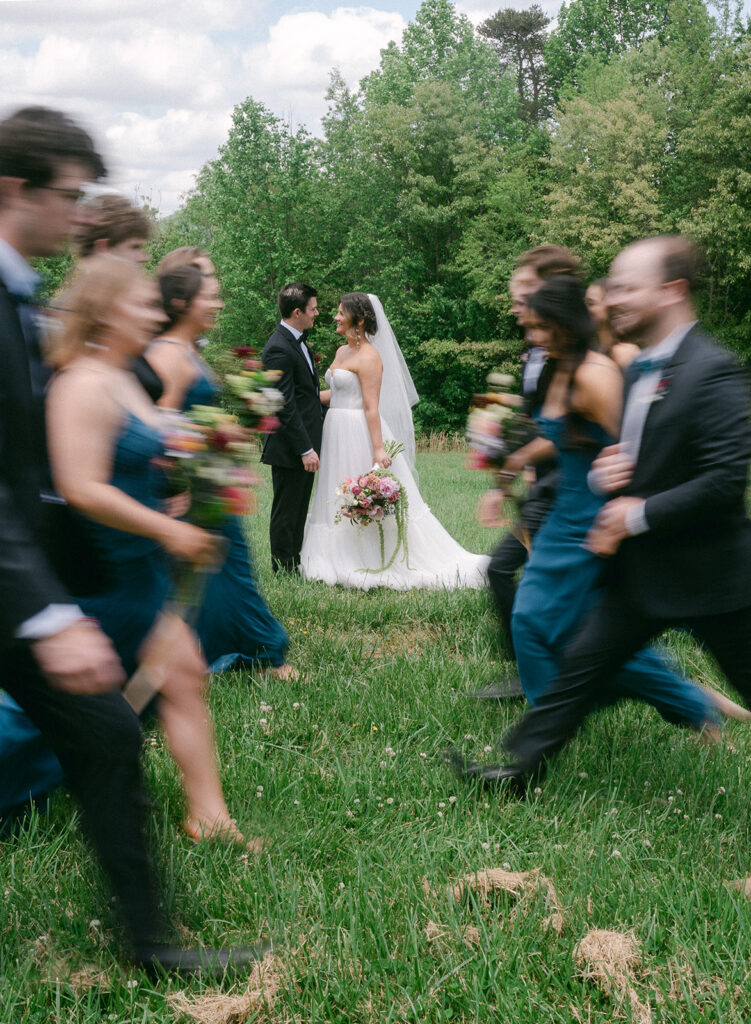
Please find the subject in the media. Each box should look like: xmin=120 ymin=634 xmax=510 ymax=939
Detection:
xmin=511 ymin=415 xmax=715 ymax=726
xmin=151 ymin=340 xmax=289 ymax=672
xmin=0 ymin=411 xmax=170 ymax=814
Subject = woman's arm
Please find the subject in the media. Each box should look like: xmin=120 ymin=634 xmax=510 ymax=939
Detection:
xmin=319 ymin=389 xmax=331 ymax=407
xmin=358 ymin=348 xmax=389 ymax=467
xmin=47 ymin=371 xmax=217 ymax=564
xmin=144 ymin=342 xmax=194 ymax=411
xmin=571 ymin=355 xmax=623 ymax=437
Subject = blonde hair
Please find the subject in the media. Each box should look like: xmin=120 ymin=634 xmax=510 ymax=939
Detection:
xmin=47 ymin=255 xmax=146 ymax=368
xmin=157 ymin=245 xmax=212 ymax=275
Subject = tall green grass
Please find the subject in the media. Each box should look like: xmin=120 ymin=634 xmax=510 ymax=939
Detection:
xmin=2 ymin=452 xmax=751 ymax=1023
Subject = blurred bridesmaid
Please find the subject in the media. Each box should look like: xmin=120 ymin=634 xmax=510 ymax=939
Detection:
xmin=46 ymin=256 xmax=248 ymax=844
xmin=585 ymin=278 xmax=639 ymax=370
xmin=145 ymin=254 xmax=297 ymax=680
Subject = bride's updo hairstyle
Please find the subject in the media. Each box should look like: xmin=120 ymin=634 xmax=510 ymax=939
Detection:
xmin=47 ymin=255 xmax=145 ymax=369
xmin=340 ymin=292 xmax=378 ymax=337
xmin=157 ymin=263 xmax=204 ymax=329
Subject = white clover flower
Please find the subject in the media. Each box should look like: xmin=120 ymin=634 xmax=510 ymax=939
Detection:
xmin=482 ymin=842 xmax=490 ymax=851
xmin=386 ymin=797 xmax=394 ymax=805
xmin=612 ymin=849 xmax=622 ymax=858
xmin=718 ymin=786 xmax=726 ymax=794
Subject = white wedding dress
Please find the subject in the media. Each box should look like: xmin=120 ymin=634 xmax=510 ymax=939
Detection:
xmin=300 ymin=367 xmax=488 ymax=590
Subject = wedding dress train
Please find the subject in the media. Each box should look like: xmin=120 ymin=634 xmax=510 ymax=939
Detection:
xmin=300 ymin=368 xmax=488 ymax=589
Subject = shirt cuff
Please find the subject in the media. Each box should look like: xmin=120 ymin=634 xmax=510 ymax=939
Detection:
xmin=301 ymin=448 xmax=314 ymax=457
xmin=15 ymin=604 xmax=85 ymax=641
xmin=624 ymin=500 xmax=649 ymax=536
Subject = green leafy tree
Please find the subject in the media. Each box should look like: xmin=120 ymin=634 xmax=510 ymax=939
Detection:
xmin=478 ymin=5 xmax=551 ymax=122
xmin=546 ymin=0 xmax=674 ymax=98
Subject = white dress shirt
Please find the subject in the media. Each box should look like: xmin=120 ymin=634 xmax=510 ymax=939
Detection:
xmin=620 ymin=322 xmax=696 ymax=536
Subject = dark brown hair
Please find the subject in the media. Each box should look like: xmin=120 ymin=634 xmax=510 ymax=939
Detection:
xmin=515 ymin=244 xmax=583 ymax=281
xmin=339 ymin=292 xmax=377 ymax=335
xmin=0 ymin=106 xmax=106 ymax=195
xmin=76 ymin=194 xmax=152 ymax=256
xmin=157 ymin=264 xmax=204 ymax=328
xmin=278 ymin=282 xmax=317 ymax=319
xmin=158 ymin=246 xmax=212 ymax=275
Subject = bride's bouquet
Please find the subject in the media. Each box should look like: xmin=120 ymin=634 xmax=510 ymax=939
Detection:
xmin=334 ymin=439 xmax=410 ymax=573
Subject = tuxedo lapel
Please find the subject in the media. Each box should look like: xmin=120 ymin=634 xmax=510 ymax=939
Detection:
xmin=280 ymin=324 xmax=318 ymax=388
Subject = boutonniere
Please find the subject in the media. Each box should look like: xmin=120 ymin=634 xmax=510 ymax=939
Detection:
xmin=305 ymin=341 xmax=322 ymax=365
xmin=650 ymin=370 xmax=674 ymax=403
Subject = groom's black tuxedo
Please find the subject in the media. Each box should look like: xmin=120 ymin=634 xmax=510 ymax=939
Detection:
xmin=262 ymin=323 xmax=325 ymax=571
xmin=0 ymin=275 xmax=162 ymax=948
xmin=505 ymin=324 xmax=751 ymax=775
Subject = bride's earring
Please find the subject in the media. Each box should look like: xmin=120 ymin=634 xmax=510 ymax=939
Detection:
xmin=354 ymin=326 xmax=361 ymax=349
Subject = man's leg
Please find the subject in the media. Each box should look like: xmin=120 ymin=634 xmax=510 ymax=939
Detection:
xmin=270 ymin=465 xmax=308 ymax=573
xmin=291 ymin=471 xmax=315 ymax=572
xmin=487 ymin=531 xmax=527 ymax=651
xmin=3 ymin=651 xmax=164 ymax=951
xmin=689 ymin=605 xmax=751 ymax=707
xmin=504 ymin=591 xmax=658 ymax=776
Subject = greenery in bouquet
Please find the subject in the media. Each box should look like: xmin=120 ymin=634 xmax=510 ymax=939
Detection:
xmin=466 ymin=372 xmax=532 ymax=472
xmin=221 ymin=345 xmax=285 ymax=433
xmin=334 ymin=439 xmax=411 ymax=574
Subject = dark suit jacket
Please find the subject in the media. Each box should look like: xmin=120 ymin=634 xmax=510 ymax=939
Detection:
xmin=261 ymin=324 xmax=324 ymax=470
xmin=612 ymin=326 xmax=751 ymax=618
xmin=0 ymin=278 xmax=69 ymax=647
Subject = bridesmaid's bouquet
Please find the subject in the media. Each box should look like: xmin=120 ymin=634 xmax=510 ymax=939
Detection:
xmin=334 ymin=440 xmax=410 ymax=574
xmin=222 ymin=346 xmax=285 ymax=433
xmin=127 ymin=406 xmax=260 ymax=714
xmin=466 ymin=372 xmax=531 ymax=471
xmin=159 ymin=405 xmax=260 ymax=528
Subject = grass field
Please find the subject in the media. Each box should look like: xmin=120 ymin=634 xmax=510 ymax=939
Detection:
xmin=3 ymin=452 xmax=751 ymax=1023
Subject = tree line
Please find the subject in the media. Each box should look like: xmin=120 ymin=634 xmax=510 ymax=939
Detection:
xmin=85 ymin=0 xmax=751 ymax=433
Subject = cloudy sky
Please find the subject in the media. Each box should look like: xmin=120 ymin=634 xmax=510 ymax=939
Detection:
xmin=1 ymin=0 xmax=745 ymax=214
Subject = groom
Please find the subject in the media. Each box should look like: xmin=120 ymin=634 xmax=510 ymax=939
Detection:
xmin=262 ymin=282 xmax=325 ymax=573
xmin=464 ymin=234 xmax=751 ymax=791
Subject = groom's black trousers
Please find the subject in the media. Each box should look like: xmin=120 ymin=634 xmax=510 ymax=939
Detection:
xmin=2 ymin=648 xmax=163 ymax=949
xmin=270 ymin=465 xmax=315 ymax=573
xmin=506 ymin=589 xmax=751 ymax=774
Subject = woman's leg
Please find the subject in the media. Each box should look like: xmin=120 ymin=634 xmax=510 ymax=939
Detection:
xmin=145 ymin=617 xmax=234 ymax=833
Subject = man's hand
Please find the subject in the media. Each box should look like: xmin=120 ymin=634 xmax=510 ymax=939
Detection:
xmin=302 ymin=451 xmax=320 ymax=472
xmin=32 ymin=622 xmax=125 ymax=695
xmin=590 ymin=443 xmax=635 ymax=495
xmin=476 ymin=489 xmax=508 ymax=529
xmin=585 ymin=496 xmax=644 ymax=557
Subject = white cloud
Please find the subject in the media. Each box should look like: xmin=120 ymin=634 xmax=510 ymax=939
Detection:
xmin=241 ymin=7 xmax=407 ymax=130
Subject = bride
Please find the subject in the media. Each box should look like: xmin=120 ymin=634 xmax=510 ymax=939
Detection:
xmin=300 ymin=292 xmax=488 ymax=589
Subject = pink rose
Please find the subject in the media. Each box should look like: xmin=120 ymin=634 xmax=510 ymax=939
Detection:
xmin=368 ymin=505 xmax=385 ymax=520
xmin=351 ymin=485 xmax=361 ymax=495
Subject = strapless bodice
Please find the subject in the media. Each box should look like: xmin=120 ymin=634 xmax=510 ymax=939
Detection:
xmin=326 ymin=367 xmax=363 ymax=411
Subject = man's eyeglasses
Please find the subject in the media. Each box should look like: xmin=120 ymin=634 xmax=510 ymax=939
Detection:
xmin=40 ymin=185 xmax=87 ymax=204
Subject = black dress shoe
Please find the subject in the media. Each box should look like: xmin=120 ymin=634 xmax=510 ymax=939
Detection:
xmin=135 ymin=940 xmax=272 ymax=978
xmin=468 ymin=677 xmax=524 ymax=701
xmin=443 ymin=749 xmax=526 ymax=798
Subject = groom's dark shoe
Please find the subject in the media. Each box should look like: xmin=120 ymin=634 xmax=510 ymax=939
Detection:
xmin=469 ymin=677 xmax=524 ymax=701
xmin=443 ymin=749 xmax=527 ymax=798
xmin=134 ymin=940 xmax=273 ymax=979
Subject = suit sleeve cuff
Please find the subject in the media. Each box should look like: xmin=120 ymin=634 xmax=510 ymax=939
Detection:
xmin=625 ymin=500 xmax=649 ymax=536
xmin=15 ymin=604 xmax=85 ymax=641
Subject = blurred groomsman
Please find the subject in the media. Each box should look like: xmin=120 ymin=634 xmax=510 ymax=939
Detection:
xmin=471 ymin=235 xmax=751 ymax=791
xmin=0 ymin=106 xmax=262 ymax=974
